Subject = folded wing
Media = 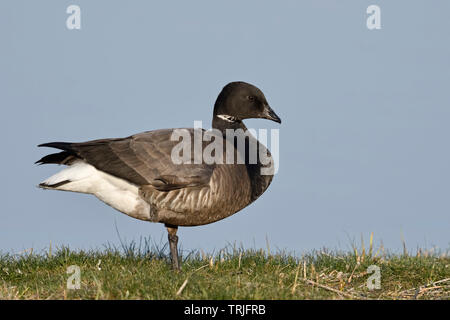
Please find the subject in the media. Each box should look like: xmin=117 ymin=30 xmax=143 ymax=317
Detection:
xmin=37 ymin=129 xmax=215 ymax=191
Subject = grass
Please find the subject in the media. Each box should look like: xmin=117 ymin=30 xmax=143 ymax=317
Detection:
xmin=0 ymin=236 xmax=449 ymax=300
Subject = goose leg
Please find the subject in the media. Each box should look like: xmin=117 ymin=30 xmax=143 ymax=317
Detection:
xmin=166 ymin=224 xmax=180 ymax=270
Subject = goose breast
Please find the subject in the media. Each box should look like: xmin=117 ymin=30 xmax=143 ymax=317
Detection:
xmin=139 ymin=163 xmax=252 ymax=226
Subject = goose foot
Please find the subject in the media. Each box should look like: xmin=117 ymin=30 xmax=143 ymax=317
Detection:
xmin=166 ymin=224 xmax=180 ymax=271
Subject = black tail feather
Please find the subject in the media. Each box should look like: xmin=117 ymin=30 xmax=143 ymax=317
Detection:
xmin=35 ymin=151 xmax=74 ymax=165
xmin=36 ymin=142 xmax=79 ymax=165
xmin=37 ymin=142 xmax=74 ymax=152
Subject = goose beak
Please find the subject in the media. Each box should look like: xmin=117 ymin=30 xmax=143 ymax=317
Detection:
xmin=264 ymin=105 xmax=282 ymax=124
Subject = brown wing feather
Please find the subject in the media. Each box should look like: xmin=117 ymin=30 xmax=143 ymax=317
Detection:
xmin=69 ymin=129 xmax=215 ymax=190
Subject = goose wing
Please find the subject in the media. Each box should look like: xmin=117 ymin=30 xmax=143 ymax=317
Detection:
xmin=38 ymin=129 xmax=215 ymax=191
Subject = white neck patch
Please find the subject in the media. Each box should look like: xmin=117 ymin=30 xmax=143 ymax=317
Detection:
xmin=217 ymin=114 xmax=239 ymax=123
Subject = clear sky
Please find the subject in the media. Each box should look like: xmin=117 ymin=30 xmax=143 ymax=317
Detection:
xmin=1 ymin=1 xmax=449 ymax=255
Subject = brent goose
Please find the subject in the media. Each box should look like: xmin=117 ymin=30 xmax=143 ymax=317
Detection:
xmin=36 ymin=81 xmax=281 ymax=270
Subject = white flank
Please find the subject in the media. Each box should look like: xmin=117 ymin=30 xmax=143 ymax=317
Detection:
xmin=40 ymin=161 xmax=152 ymax=221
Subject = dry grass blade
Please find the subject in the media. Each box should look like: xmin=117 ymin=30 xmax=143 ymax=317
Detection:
xmin=369 ymin=232 xmax=374 ymax=257
xmin=399 ymin=277 xmax=450 ymax=299
xmin=176 ymin=278 xmax=189 ymax=296
xmin=291 ymin=262 xmax=301 ymax=294
xmin=401 ymin=231 xmax=408 ymax=256
xmin=176 ymin=264 xmax=209 ymax=296
xmin=266 ymin=236 xmax=271 ymax=256
xmin=303 ymin=279 xmax=362 ymax=299
xmin=361 ymin=234 xmax=365 ymax=262
xmin=429 ymin=278 xmax=450 ymax=285
xmin=347 ymin=263 xmax=359 ymax=283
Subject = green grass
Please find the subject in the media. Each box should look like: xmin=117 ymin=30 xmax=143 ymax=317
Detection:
xmin=1 ymin=239 xmax=449 ymax=300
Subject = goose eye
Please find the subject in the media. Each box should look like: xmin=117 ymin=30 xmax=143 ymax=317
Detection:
xmin=247 ymin=96 xmax=255 ymax=101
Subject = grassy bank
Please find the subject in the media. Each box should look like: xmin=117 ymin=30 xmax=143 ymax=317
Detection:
xmin=1 ymin=241 xmax=449 ymax=300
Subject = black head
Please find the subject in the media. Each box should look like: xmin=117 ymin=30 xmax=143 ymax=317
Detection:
xmin=213 ymin=82 xmax=281 ymax=124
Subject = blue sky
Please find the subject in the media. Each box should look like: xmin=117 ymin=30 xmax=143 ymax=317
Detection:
xmin=1 ymin=1 xmax=449 ymax=255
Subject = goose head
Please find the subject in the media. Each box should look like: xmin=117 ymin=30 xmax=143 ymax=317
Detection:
xmin=213 ymin=82 xmax=281 ymax=125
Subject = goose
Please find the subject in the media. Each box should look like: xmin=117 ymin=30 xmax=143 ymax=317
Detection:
xmin=36 ymin=81 xmax=281 ymax=270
